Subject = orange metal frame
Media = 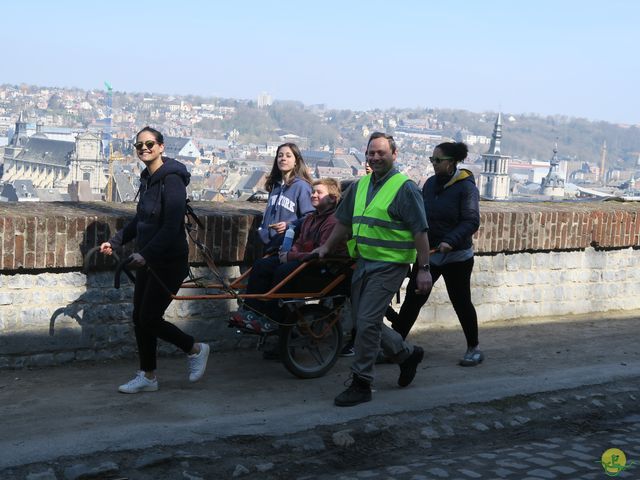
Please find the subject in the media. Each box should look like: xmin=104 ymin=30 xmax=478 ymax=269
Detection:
xmin=169 ymin=257 xmax=355 ymax=302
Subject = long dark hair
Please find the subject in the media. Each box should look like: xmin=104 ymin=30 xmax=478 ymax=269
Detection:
xmin=264 ymin=143 xmax=312 ymax=193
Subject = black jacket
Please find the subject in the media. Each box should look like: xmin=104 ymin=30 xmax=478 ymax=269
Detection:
xmin=422 ymin=168 xmax=480 ymax=250
xmin=110 ymin=156 xmax=190 ymax=264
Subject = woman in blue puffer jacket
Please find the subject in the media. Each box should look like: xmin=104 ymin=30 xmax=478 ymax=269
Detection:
xmin=387 ymin=142 xmax=483 ymax=366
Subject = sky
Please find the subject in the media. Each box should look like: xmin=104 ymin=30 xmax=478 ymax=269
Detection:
xmin=2 ymin=0 xmax=639 ymax=125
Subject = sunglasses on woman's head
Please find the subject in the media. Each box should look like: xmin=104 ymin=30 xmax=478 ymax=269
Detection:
xmin=134 ymin=140 xmax=158 ymax=151
xmin=429 ymin=156 xmax=453 ymax=164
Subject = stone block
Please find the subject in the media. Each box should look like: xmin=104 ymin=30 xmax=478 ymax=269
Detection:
xmin=492 ymin=253 xmax=507 ymax=271
xmin=5 ymin=276 xmax=34 ymax=289
xmin=53 ymin=351 xmax=76 ymax=364
xmin=30 ymin=353 xmax=56 ymax=367
xmin=75 ymin=349 xmax=96 ymax=361
xmin=19 ymin=307 xmax=52 ymax=328
xmin=0 ymin=291 xmax=13 ymax=305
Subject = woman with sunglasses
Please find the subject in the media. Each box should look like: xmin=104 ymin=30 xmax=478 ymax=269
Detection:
xmin=99 ymin=126 xmax=210 ymax=393
xmin=257 ymin=143 xmax=314 ymax=252
xmin=387 ymin=142 xmax=483 ymax=366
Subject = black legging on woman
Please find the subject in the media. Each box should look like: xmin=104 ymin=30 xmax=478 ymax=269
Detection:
xmin=133 ymin=257 xmax=194 ymax=372
xmin=385 ymin=258 xmax=478 ymax=348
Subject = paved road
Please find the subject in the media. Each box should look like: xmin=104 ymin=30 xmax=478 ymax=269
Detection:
xmin=1 ymin=311 xmax=640 ymax=478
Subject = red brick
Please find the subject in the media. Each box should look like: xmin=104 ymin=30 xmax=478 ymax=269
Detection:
xmin=14 ymin=234 xmax=25 ymax=267
xmin=46 ymin=251 xmax=55 ymax=267
xmin=3 ymin=219 xmax=14 ymax=269
xmin=24 ymin=252 xmax=35 ymax=268
xmin=35 ymin=217 xmax=47 ymax=268
xmin=46 ymin=217 xmax=56 ymax=252
xmin=25 ymin=217 xmax=36 ymax=253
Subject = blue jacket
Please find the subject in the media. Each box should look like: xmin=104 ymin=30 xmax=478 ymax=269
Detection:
xmin=258 ymin=176 xmax=314 ymax=248
xmin=422 ymin=168 xmax=480 ymax=250
xmin=109 ymin=156 xmax=190 ymax=264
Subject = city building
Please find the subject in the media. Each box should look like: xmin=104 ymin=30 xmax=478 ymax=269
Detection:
xmin=477 ymin=113 xmax=511 ymax=200
xmin=162 ymin=136 xmax=200 ymax=161
xmin=0 ymin=179 xmax=39 ymax=201
xmin=539 ymin=142 xmax=566 ymax=198
xmin=2 ymin=114 xmax=106 ymax=196
xmin=257 ymin=92 xmax=272 ymax=108
xmin=68 ymin=131 xmax=108 ymax=195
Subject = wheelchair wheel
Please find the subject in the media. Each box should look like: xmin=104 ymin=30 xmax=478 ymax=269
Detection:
xmin=279 ymin=304 xmax=343 ymax=379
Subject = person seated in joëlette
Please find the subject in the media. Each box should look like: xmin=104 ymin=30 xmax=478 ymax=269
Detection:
xmin=230 ymin=178 xmax=348 ymax=333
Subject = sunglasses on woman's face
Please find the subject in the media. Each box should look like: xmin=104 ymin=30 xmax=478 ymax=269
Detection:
xmin=134 ymin=140 xmax=158 ymax=151
xmin=429 ymin=156 xmax=453 ymax=164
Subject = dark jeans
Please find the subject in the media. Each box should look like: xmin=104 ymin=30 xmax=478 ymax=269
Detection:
xmin=244 ymin=256 xmax=344 ymax=322
xmin=386 ymin=257 xmax=479 ymax=348
xmin=132 ymin=257 xmax=194 ymax=371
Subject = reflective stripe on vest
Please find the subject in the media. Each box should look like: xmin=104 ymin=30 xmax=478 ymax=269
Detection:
xmin=347 ymin=173 xmax=416 ymax=263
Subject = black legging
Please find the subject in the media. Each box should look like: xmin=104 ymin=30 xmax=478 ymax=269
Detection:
xmin=132 ymin=257 xmax=194 ymax=372
xmin=386 ymin=257 xmax=479 ymax=348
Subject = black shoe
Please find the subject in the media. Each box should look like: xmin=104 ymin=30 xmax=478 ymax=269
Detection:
xmin=339 ymin=343 xmax=355 ymax=357
xmin=334 ymin=375 xmax=372 ymax=407
xmin=398 ymin=346 xmax=424 ymax=387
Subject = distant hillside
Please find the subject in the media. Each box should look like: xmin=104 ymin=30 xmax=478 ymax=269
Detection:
xmin=435 ymin=109 xmax=640 ymax=166
xmin=3 ymin=82 xmax=638 ymax=167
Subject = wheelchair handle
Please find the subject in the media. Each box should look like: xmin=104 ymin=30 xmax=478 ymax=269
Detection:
xmin=82 ymin=247 xmax=105 ymax=275
xmin=114 ymin=256 xmax=136 ymax=289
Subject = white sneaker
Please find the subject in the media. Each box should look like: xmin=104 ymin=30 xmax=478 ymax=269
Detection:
xmin=188 ymin=343 xmax=210 ymax=382
xmin=118 ymin=371 xmax=158 ymax=394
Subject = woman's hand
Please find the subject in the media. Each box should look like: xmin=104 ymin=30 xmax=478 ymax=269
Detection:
xmin=127 ymin=253 xmax=146 ymax=268
xmin=278 ymin=250 xmax=288 ymax=264
xmin=269 ymin=222 xmax=287 ymax=234
xmin=439 ymin=242 xmax=453 ymax=253
xmin=99 ymin=242 xmax=113 ymax=256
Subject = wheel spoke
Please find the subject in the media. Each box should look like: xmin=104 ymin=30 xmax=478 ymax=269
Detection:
xmin=305 ymin=344 xmax=326 ymax=365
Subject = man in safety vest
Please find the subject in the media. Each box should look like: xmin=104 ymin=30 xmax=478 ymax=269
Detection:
xmin=314 ymin=132 xmax=433 ymax=407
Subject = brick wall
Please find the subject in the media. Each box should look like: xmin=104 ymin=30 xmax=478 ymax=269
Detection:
xmin=0 ymin=201 xmax=264 ymax=271
xmin=1 ymin=200 xmax=640 ymax=368
xmin=2 ymin=201 xmax=639 ymax=272
xmin=473 ymin=202 xmax=640 ymax=252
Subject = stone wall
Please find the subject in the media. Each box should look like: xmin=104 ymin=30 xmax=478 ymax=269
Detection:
xmin=1 ymin=201 xmax=639 ymax=368
xmin=414 ymin=247 xmax=640 ymax=329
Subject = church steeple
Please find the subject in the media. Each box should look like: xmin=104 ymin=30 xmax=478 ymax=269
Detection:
xmin=600 ymin=140 xmax=607 ymax=185
xmin=478 ymin=112 xmax=510 ymax=200
xmin=540 ymin=139 xmax=565 ymax=197
xmin=487 ymin=112 xmax=502 ymax=155
xmin=10 ymin=111 xmax=28 ymax=147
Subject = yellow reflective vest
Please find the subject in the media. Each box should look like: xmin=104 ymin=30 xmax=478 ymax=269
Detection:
xmin=347 ymin=173 xmax=416 ymax=263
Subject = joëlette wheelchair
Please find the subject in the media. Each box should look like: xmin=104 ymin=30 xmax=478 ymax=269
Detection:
xmin=84 ymin=203 xmax=354 ymax=379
